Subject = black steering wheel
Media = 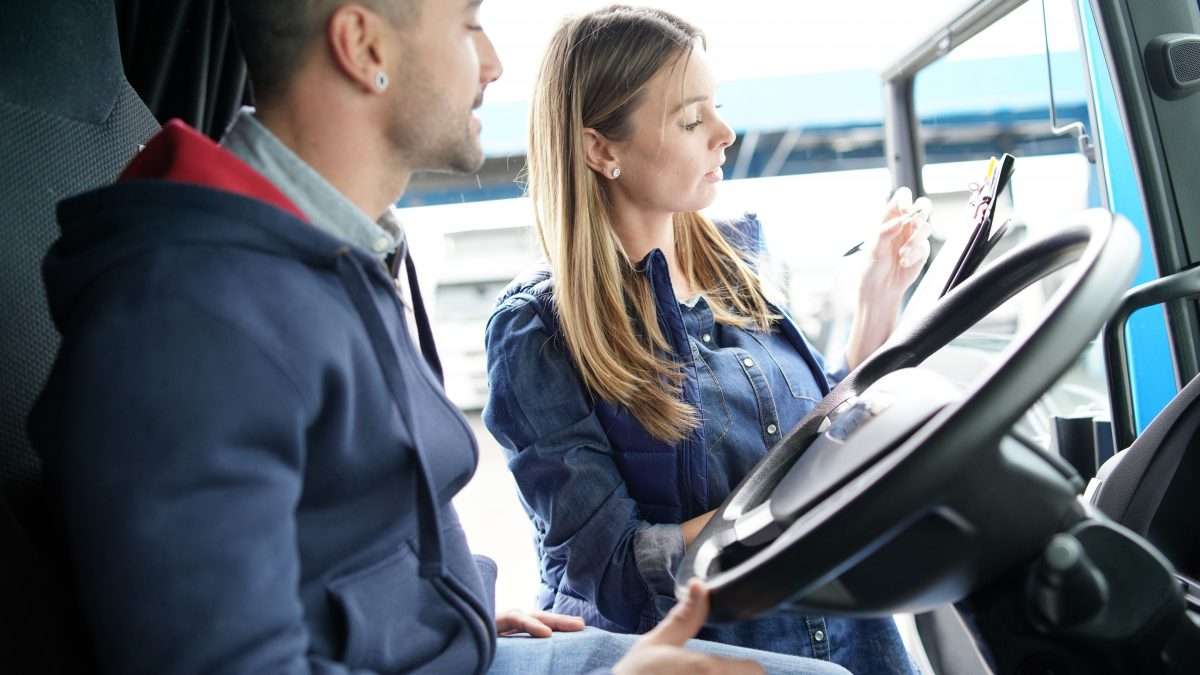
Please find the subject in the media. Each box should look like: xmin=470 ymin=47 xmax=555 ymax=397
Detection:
xmin=680 ymin=209 xmax=1140 ymax=621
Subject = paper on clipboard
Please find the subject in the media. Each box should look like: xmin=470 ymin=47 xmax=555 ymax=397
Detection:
xmin=895 ymin=156 xmax=1016 ymax=335
xmin=895 ymin=197 xmax=982 ymax=334
xmin=943 ymin=154 xmax=1015 ymax=294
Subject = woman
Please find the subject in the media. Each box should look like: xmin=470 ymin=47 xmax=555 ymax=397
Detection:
xmin=483 ymin=6 xmax=930 ymax=673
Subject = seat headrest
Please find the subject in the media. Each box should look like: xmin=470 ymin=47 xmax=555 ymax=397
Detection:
xmin=0 ymin=1 xmax=125 ymax=124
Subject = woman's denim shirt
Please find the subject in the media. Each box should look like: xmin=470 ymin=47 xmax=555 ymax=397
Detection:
xmin=483 ymin=216 xmax=913 ymax=672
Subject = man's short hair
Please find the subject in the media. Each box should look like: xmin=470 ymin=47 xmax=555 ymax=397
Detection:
xmin=229 ymin=1 xmax=418 ymax=105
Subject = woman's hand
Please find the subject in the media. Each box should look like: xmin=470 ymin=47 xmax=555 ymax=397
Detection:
xmin=845 ymin=187 xmax=933 ymax=369
xmin=861 ymin=186 xmax=933 ymax=299
xmin=495 ymin=609 xmax=586 ymax=637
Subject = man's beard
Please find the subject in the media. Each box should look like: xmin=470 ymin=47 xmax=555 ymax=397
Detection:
xmin=443 ymin=125 xmax=485 ymax=174
xmin=386 ymin=98 xmax=484 ymax=175
xmin=442 ymin=95 xmax=486 ymax=174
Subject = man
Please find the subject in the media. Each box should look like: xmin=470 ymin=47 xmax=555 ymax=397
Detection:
xmin=31 ymin=1 xmax=851 ymax=673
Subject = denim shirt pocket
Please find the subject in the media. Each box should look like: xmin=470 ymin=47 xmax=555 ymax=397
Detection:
xmin=747 ymin=331 xmax=824 ymax=402
xmin=327 ymin=542 xmax=487 ymax=674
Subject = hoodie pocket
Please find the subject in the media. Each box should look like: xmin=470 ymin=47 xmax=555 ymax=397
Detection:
xmin=328 ymin=543 xmax=487 ymax=674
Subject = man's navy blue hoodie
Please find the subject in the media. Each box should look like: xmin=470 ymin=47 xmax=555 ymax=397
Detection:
xmin=30 ymin=121 xmax=498 ymax=674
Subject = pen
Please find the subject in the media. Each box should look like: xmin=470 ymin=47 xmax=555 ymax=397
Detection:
xmin=840 ymin=201 xmax=931 ymax=254
xmin=842 ymin=199 xmax=932 ymax=257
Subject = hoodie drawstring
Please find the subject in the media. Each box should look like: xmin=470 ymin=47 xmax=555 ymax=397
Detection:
xmin=386 ymin=244 xmax=444 ymax=383
xmin=335 ymin=250 xmax=497 ymax=673
xmin=335 ymin=251 xmax=446 ymax=578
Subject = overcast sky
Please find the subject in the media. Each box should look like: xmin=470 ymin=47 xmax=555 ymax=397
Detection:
xmin=477 ymin=0 xmax=1083 ymax=103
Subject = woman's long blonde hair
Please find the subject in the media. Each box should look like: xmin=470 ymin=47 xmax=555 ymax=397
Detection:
xmin=526 ymin=5 xmax=776 ymax=443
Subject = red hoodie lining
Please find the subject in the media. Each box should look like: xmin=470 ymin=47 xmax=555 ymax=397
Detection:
xmin=120 ymin=119 xmax=309 ymax=224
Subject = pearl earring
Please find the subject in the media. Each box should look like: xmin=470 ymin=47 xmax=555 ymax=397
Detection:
xmin=611 ymin=167 xmax=621 ymax=179
xmin=375 ymin=71 xmax=389 ymax=92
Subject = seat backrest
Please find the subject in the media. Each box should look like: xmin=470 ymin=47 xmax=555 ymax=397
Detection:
xmin=0 ymin=0 xmax=159 ymax=669
xmin=1093 ymin=373 xmax=1200 ymax=580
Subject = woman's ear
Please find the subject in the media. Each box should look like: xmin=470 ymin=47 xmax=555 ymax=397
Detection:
xmin=582 ymin=128 xmax=620 ymax=179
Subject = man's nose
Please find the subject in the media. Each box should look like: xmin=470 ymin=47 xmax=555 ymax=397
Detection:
xmin=478 ymin=32 xmax=503 ymax=86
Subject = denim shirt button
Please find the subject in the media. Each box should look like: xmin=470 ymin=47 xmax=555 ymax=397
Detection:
xmin=766 ymin=424 xmax=778 ymax=435
xmin=742 ymin=357 xmax=754 ymax=368
xmin=702 ymin=333 xmax=712 ymax=343
xmin=813 ymin=629 xmax=826 ymax=642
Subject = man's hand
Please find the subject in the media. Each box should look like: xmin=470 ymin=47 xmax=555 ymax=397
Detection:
xmin=495 ymin=609 xmax=586 ymax=637
xmin=613 ymin=579 xmax=764 ymax=675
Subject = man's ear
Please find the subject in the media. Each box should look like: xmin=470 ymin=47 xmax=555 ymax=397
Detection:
xmin=326 ymin=5 xmax=389 ymax=94
xmin=582 ymin=128 xmax=620 ymax=178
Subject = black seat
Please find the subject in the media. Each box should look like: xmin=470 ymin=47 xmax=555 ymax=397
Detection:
xmin=1092 ymin=374 xmax=1200 ymax=585
xmin=0 ymin=1 xmax=159 ymax=669
xmin=1088 ymin=266 xmax=1200 ymax=597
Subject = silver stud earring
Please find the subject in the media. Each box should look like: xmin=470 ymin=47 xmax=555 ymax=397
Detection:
xmin=611 ymin=167 xmax=621 ymax=179
xmin=375 ymin=71 xmax=389 ymax=92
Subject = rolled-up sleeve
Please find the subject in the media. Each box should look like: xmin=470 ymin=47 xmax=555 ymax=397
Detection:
xmin=631 ymin=523 xmax=686 ymax=618
xmin=482 ymin=296 xmax=684 ymax=631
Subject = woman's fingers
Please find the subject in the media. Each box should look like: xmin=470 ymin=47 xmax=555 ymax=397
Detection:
xmin=884 ymin=186 xmax=913 ymax=220
xmin=900 ymin=237 xmax=931 ymax=269
xmin=878 ymin=213 xmax=911 ymax=239
xmin=879 ymin=191 xmax=933 ymax=240
xmin=878 ymin=209 xmax=927 ymax=246
xmin=898 ymin=216 xmax=934 ymax=267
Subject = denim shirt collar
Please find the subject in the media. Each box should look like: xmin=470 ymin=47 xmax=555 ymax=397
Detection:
xmin=635 ymin=249 xmax=691 ymax=352
xmin=634 ymin=248 xmax=669 ymax=278
xmin=222 ymin=108 xmax=402 ymax=258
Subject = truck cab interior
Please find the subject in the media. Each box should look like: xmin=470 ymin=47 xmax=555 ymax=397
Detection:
xmin=2 ymin=1 xmax=1199 ymax=673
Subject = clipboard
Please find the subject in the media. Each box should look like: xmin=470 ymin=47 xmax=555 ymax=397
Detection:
xmin=939 ymin=153 xmax=1016 ymax=298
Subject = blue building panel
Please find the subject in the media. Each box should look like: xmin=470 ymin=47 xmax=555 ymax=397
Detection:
xmin=1079 ymin=0 xmax=1177 ymax=434
xmin=475 ymin=53 xmax=1089 ymax=157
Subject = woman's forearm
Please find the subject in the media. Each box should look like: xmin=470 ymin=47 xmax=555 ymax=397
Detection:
xmin=844 ymin=289 xmax=904 ymax=371
xmin=681 ymin=509 xmax=717 ymax=547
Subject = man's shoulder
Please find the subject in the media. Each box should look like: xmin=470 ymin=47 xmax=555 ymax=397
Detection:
xmin=57 ymin=199 xmax=352 ymax=364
